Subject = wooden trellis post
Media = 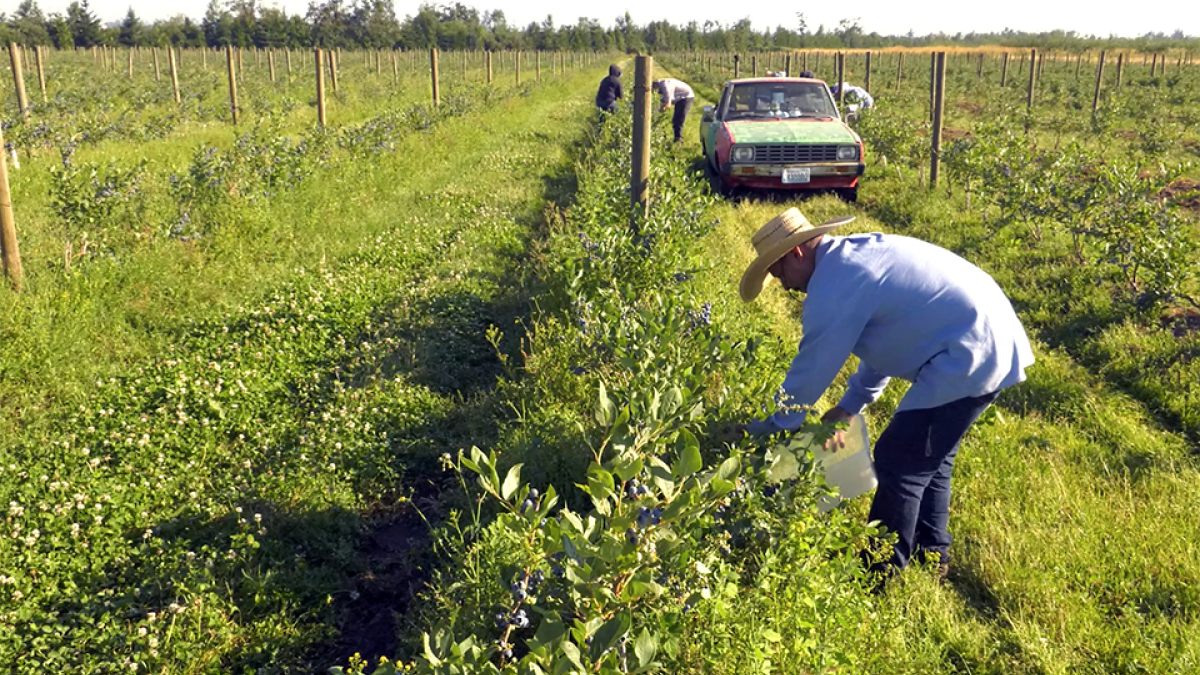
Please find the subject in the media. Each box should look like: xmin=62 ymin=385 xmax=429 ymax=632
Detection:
xmin=34 ymin=46 xmax=47 ymax=103
xmin=1001 ymin=52 xmax=1009 ymax=87
xmin=153 ymin=47 xmax=160 ymax=81
xmin=329 ymin=50 xmax=339 ymax=92
xmin=226 ymin=45 xmax=239 ymax=125
xmin=169 ymin=46 xmax=180 ymax=103
xmin=930 ymin=52 xmax=946 ymax=187
xmin=631 ymin=55 xmax=652 ymax=225
xmin=1027 ymin=48 xmax=1037 ymax=110
xmin=430 ymin=48 xmax=440 ymax=106
xmin=1092 ymin=50 xmax=1106 ymax=112
xmin=8 ymin=44 xmax=30 ymax=124
xmin=0 ymin=123 xmax=22 ymax=292
xmin=315 ymin=48 xmax=326 ymax=127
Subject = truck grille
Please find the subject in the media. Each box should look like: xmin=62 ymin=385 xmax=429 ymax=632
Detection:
xmin=752 ymin=144 xmax=840 ymax=163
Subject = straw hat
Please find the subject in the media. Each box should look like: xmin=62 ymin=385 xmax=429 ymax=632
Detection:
xmin=739 ymin=208 xmax=855 ymax=302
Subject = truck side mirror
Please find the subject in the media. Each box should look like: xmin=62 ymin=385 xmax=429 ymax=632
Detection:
xmin=701 ymin=105 xmax=715 ymax=123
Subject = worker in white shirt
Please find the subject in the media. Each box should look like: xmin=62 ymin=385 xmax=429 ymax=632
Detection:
xmin=652 ymin=78 xmax=696 ymax=142
xmin=830 ymin=82 xmax=875 ymax=109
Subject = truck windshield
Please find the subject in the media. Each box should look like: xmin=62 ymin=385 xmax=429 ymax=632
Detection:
xmin=723 ymin=82 xmax=838 ymax=120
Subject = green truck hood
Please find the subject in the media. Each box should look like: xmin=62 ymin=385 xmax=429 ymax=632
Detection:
xmin=726 ymin=119 xmax=857 ymax=144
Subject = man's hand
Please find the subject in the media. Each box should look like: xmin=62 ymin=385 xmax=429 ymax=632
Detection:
xmin=821 ymin=406 xmax=854 ymax=451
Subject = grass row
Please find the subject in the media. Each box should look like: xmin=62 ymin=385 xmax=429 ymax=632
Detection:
xmin=0 ymin=62 xmax=605 ymax=673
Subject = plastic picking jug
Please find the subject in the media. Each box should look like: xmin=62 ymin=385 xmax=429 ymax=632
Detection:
xmin=811 ymin=414 xmax=877 ymax=513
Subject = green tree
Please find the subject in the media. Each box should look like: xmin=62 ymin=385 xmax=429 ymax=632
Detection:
xmin=118 ymin=7 xmax=144 ymax=46
xmin=65 ymin=0 xmax=102 ymax=47
xmin=8 ymin=0 xmax=52 ymax=45
xmin=202 ymin=0 xmax=233 ymax=46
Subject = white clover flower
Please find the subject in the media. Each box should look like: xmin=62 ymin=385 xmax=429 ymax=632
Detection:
xmin=138 ymin=627 xmax=147 ymax=637
xmin=188 ymin=491 xmax=198 ymax=500
xmin=11 ymin=590 xmax=23 ymax=601
xmin=185 ymin=552 xmax=195 ymax=562
xmin=8 ymin=503 xmax=23 ymax=517
xmin=242 ymin=460 xmax=251 ymax=469
xmin=253 ymin=513 xmax=262 ymax=523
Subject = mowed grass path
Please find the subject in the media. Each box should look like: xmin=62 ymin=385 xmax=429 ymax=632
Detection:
xmin=669 ymin=74 xmax=1200 ymax=674
xmin=0 ymin=66 xmax=605 ymax=673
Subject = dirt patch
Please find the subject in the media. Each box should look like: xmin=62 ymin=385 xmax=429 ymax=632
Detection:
xmin=320 ymin=507 xmax=434 ymax=673
xmin=1114 ymin=129 xmax=1140 ymax=141
xmin=1161 ymin=306 xmax=1200 ymax=338
xmin=942 ymin=127 xmax=971 ymax=143
xmin=954 ymin=101 xmax=985 ymax=115
xmin=1160 ymin=178 xmax=1200 ymax=212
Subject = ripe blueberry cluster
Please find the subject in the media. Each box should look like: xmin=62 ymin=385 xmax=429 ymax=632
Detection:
xmin=624 ymin=478 xmax=651 ymax=500
xmin=520 ymin=488 xmax=540 ymax=515
xmin=636 ymin=506 xmax=662 ymax=529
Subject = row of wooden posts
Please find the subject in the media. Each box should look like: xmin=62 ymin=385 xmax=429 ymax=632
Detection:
xmin=0 ymin=44 xmax=600 ymax=291
xmin=5 ymin=43 xmax=596 ymax=127
xmin=677 ymin=48 xmax=1194 ymax=82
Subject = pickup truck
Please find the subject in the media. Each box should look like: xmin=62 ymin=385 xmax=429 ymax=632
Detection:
xmin=700 ymin=77 xmax=865 ymax=201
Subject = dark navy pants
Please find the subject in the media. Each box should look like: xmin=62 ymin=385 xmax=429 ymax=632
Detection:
xmin=671 ymin=98 xmax=693 ymax=141
xmin=867 ymin=390 xmax=999 ymax=571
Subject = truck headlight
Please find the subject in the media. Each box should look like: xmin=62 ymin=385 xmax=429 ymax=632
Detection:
xmin=731 ymin=145 xmax=755 ymax=162
xmin=837 ymin=145 xmax=859 ymax=160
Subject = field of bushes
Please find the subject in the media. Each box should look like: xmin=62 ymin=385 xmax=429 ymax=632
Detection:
xmin=2 ymin=46 xmax=1200 ymax=674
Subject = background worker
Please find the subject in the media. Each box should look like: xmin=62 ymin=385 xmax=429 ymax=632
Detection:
xmin=652 ymin=78 xmax=695 ymax=142
xmin=830 ymin=81 xmax=875 ymax=109
xmin=595 ymin=64 xmax=623 ymax=113
xmin=739 ymin=208 xmax=1034 ymax=580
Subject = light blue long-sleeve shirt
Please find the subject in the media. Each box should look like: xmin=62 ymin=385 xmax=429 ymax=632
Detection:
xmin=762 ymin=233 xmax=1034 ymax=432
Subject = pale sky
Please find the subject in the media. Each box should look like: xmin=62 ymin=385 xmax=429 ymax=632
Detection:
xmin=21 ymin=0 xmax=1200 ymax=40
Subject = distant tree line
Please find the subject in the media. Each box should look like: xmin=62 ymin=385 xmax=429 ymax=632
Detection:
xmin=1 ymin=0 xmax=1197 ymax=54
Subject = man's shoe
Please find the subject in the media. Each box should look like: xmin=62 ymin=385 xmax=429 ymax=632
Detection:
xmin=936 ymin=561 xmax=951 ymax=584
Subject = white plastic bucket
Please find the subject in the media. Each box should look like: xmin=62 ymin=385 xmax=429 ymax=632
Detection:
xmin=811 ymin=414 xmax=877 ymax=513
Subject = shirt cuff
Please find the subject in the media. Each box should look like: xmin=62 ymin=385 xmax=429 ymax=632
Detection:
xmin=835 ymin=390 xmax=873 ymax=417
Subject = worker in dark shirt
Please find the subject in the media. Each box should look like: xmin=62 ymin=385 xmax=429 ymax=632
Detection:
xmin=595 ymin=64 xmax=623 ymax=113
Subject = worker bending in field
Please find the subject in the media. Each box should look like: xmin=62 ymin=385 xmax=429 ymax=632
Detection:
xmin=595 ymin=64 xmax=623 ymax=113
xmin=740 ymin=208 xmax=1034 ymax=580
xmin=652 ymin=78 xmax=695 ymax=142
xmin=830 ymin=81 xmax=875 ymax=109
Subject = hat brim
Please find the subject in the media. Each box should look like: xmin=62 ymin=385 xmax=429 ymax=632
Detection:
xmin=739 ymin=216 xmax=855 ymax=302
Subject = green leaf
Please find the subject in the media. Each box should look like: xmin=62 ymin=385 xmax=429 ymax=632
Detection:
xmin=533 ymin=614 xmax=567 ymax=649
xmin=560 ymin=640 xmax=584 ymax=671
xmin=663 ymin=386 xmax=684 ymax=416
xmin=634 ymin=629 xmax=659 ymax=668
xmin=710 ymin=477 xmax=736 ymax=497
xmin=589 ymin=612 xmax=632 ymax=662
xmin=501 ymin=464 xmax=523 ymax=501
xmin=715 ymin=456 xmax=740 ymax=481
xmin=422 ymin=633 xmax=442 ymax=666
xmin=560 ymin=508 xmax=584 ymax=533
xmin=762 ymin=628 xmax=782 ymax=642
xmin=596 ymin=381 xmax=616 ymax=426
xmin=562 ymin=534 xmax=581 ymax=563
xmin=673 ymin=429 xmax=702 ymax=479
